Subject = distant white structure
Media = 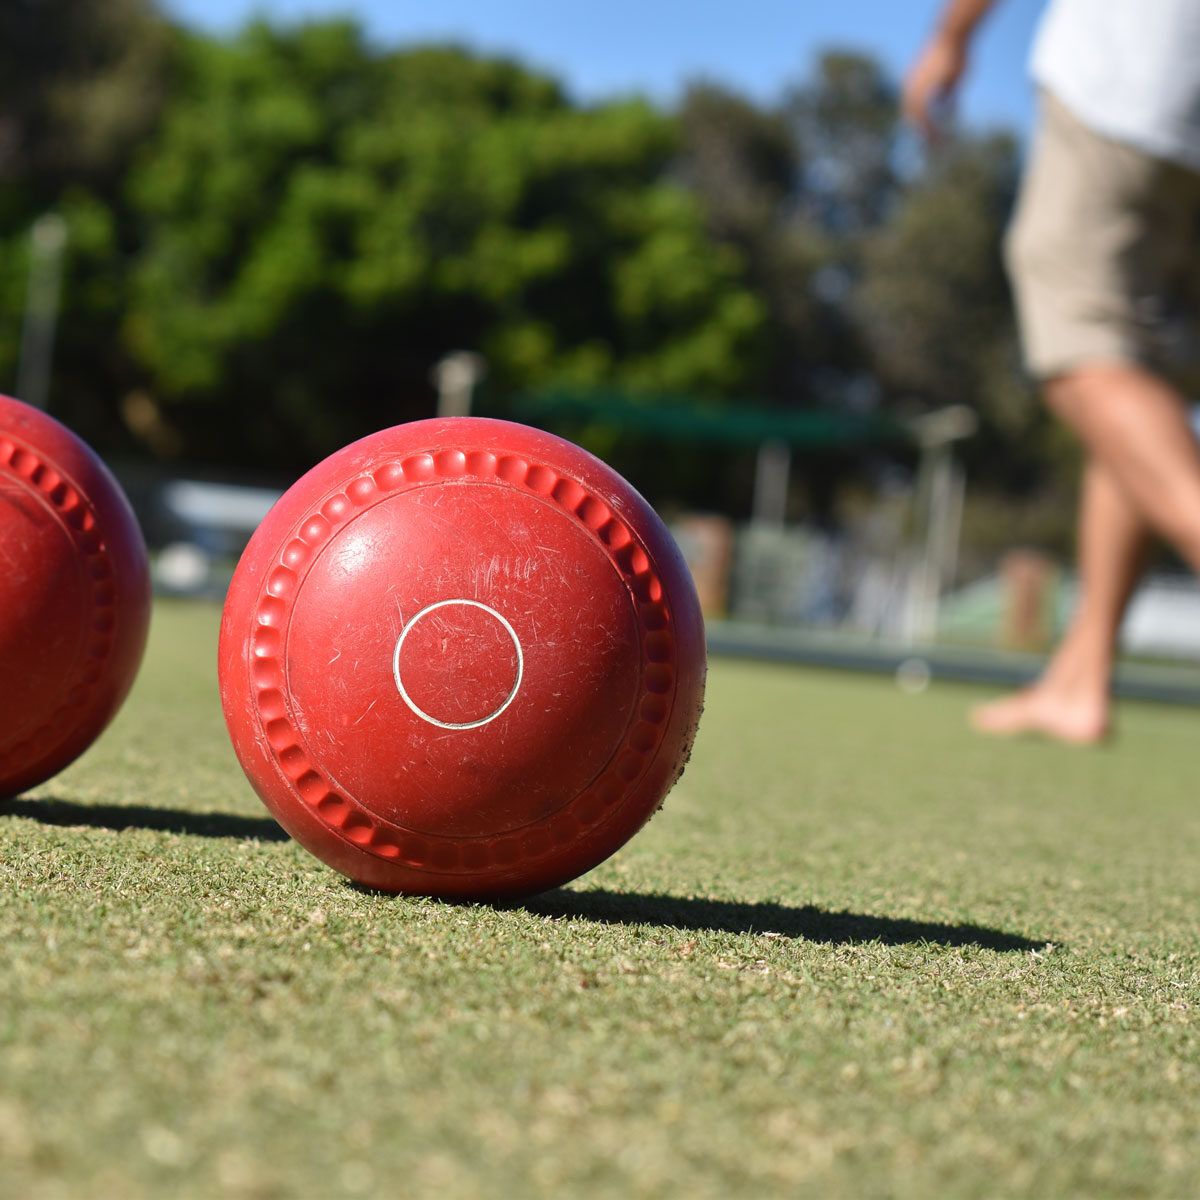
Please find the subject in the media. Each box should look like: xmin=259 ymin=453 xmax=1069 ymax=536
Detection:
xmin=1119 ymin=577 xmax=1200 ymax=659
xmin=160 ymin=479 xmax=282 ymax=535
xmin=432 ymin=351 xmax=487 ymax=419
xmin=18 ymin=214 xmax=67 ymax=411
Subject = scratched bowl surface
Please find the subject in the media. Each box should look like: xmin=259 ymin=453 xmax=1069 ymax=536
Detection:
xmin=219 ymin=417 xmax=706 ymax=897
xmin=0 ymin=394 xmax=150 ymax=796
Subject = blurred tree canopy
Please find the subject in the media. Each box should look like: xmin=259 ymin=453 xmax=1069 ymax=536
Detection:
xmin=0 ymin=0 xmax=173 ymax=445
xmin=120 ymin=22 xmax=767 ymax=470
xmin=677 ymin=52 xmax=900 ymax=410
xmin=856 ymin=133 xmax=1053 ymax=489
xmin=0 ymin=6 xmax=1054 ymax=507
xmin=676 ymin=52 xmax=1052 ymax=492
xmin=0 ymin=0 xmax=170 ymax=190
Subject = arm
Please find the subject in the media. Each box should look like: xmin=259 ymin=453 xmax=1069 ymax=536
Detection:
xmin=902 ymin=0 xmax=1004 ymax=140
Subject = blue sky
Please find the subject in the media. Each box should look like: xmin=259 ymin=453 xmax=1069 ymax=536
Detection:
xmin=160 ymin=0 xmax=1048 ymax=137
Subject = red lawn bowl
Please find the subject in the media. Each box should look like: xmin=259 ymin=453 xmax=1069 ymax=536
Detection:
xmin=218 ymin=417 xmax=706 ymax=899
xmin=0 ymin=394 xmax=151 ymax=797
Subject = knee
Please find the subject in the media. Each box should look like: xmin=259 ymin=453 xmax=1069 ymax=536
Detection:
xmin=1039 ymin=366 xmax=1119 ymax=440
xmin=1040 ymin=372 xmax=1083 ymax=425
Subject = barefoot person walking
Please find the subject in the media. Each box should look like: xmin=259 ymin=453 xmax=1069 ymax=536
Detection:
xmin=904 ymin=0 xmax=1200 ymax=744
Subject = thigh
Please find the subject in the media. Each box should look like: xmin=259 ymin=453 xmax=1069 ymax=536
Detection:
xmin=1005 ymin=91 xmax=1200 ymax=383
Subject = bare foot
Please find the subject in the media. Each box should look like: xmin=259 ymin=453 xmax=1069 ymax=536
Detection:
xmin=969 ymin=685 xmax=1110 ymax=746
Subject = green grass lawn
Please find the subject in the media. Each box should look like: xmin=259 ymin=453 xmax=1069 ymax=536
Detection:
xmin=3 ymin=599 xmax=1199 ymax=1198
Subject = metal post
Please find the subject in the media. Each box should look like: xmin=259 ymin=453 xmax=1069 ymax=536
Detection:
xmin=904 ymin=405 xmax=977 ymax=644
xmin=17 ymin=213 xmax=67 ymax=411
xmin=752 ymin=439 xmax=791 ymax=526
xmin=431 ymin=351 xmax=487 ymax=419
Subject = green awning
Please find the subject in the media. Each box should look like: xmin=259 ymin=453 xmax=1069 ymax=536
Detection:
xmin=496 ymin=388 xmax=912 ymax=449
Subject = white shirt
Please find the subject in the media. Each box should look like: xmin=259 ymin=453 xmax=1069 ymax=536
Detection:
xmin=1031 ymin=0 xmax=1200 ymax=170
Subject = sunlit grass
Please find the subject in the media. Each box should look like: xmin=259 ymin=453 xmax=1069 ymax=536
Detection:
xmin=2 ymin=600 xmax=1198 ymax=1198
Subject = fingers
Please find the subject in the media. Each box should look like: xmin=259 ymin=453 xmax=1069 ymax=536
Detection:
xmin=902 ymin=35 xmax=967 ymax=143
xmin=901 ymin=75 xmax=942 ymax=141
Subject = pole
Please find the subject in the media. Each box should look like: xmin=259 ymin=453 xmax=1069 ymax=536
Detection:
xmin=431 ymin=351 xmax=487 ymax=419
xmin=751 ymin=439 xmax=791 ymax=526
xmin=904 ymin=405 xmax=977 ymax=644
xmin=17 ymin=213 xmax=68 ymax=411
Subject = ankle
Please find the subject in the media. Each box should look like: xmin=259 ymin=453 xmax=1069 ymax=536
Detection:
xmin=1041 ymin=628 xmax=1115 ymax=690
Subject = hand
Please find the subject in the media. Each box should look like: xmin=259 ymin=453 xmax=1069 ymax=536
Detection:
xmin=902 ymin=31 xmax=970 ymax=142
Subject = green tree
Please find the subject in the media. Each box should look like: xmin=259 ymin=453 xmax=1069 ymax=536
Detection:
xmin=787 ymin=51 xmax=901 ymax=236
xmin=0 ymin=0 xmax=172 ymax=443
xmin=674 ymin=53 xmax=909 ymax=519
xmin=0 ymin=0 xmax=170 ymax=189
xmin=678 ymin=53 xmax=904 ymax=412
xmin=678 ymin=82 xmax=822 ymax=400
xmin=122 ymin=23 xmax=766 ymax=471
xmin=856 ymin=134 xmax=1050 ymax=487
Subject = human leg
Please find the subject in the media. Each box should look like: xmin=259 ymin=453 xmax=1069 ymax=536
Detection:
xmin=1043 ymin=362 xmax=1200 ymax=573
xmin=970 ymin=93 xmax=1200 ymax=742
xmin=971 ymin=449 xmax=1150 ymax=743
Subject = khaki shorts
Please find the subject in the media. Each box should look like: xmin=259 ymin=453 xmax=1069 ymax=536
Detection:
xmin=1005 ymin=92 xmax=1200 ymax=385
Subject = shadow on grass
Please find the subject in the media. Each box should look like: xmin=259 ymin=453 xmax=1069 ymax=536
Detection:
xmin=0 ymin=795 xmax=289 ymax=842
xmin=5 ymin=798 xmax=1046 ymax=952
xmin=524 ymin=887 xmax=1046 ymax=952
